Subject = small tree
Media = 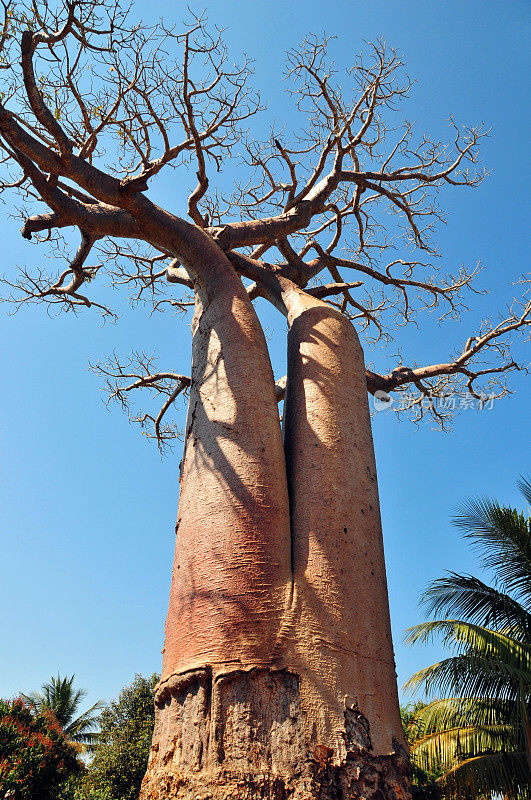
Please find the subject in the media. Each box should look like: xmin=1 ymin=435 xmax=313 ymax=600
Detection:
xmin=405 ymin=478 xmax=531 ymax=798
xmin=24 ymin=673 xmax=102 ymax=751
xmin=401 ymin=703 xmax=442 ymax=800
xmin=0 ymin=697 xmax=80 ymax=800
xmin=85 ymin=674 xmax=159 ymax=800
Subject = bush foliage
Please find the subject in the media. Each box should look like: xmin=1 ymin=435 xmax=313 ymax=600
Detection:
xmin=0 ymin=697 xmax=80 ymax=800
xmin=82 ymin=673 xmax=159 ymax=800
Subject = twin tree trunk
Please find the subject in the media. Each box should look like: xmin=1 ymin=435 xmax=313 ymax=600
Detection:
xmin=139 ymin=249 xmax=411 ymax=799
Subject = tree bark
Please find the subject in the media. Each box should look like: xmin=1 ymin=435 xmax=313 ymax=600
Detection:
xmin=140 ymin=273 xmax=411 ymax=799
xmin=161 ymin=288 xmax=292 ymax=676
xmin=280 ymin=285 xmax=405 ymax=758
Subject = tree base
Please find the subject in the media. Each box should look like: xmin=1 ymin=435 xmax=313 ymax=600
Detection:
xmin=141 ymin=752 xmax=411 ymax=800
xmin=139 ymin=668 xmax=411 ymax=800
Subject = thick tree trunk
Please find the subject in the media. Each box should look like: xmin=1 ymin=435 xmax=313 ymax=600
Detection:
xmin=280 ymin=286 xmax=406 ymax=757
xmin=160 ymin=288 xmax=292 ymax=675
xmin=140 ymin=272 xmax=411 ymax=799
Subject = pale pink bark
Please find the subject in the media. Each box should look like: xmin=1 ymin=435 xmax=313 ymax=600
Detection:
xmin=161 ymin=272 xmax=292 ymax=680
xmin=140 ymin=281 xmax=411 ymax=798
xmin=281 ymin=285 xmax=405 ymax=757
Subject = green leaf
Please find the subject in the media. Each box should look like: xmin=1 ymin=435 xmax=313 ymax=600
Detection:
xmin=419 ymin=573 xmax=531 ymax=641
xmin=438 ymin=751 xmax=530 ymax=798
xmin=453 ymin=497 xmax=531 ymax=604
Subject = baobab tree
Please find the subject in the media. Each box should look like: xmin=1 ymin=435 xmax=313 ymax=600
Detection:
xmin=0 ymin=2 xmax=529 ymax=798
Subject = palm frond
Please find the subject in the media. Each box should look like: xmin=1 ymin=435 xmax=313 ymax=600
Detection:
xmin=64 ymin=701 xmax=104 ymax=742
xmin=24 ymin=674 xmax=102 ymax=744
xmin=518 ymin=475 xmax=531 ymax=507
xmin=453 ymin=497 xmax=531 ymax=603
xmin=404 ymin=619 xmax=531 ymax=678
xmin=406 ymin=479 xmax=531 ymax=796
xmin=404 ymin=653 xmax=531 ymax=703
xmin=413 ymin=696 xmax=520 ymax=735
xmin=411 ymin=724 xmax=520 ymax=773
xmin=420 ymin=573 xmax=531 ymax=642
xmin=437 ymin=750 xmax=531 ymax=799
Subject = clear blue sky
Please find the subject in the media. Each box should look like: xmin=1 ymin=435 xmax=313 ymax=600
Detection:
xmin=1 ymin=0 xmax=529 ymax=714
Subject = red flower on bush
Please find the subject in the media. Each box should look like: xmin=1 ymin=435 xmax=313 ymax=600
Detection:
xmin=0 ymin=697 xmax=80 ymax=799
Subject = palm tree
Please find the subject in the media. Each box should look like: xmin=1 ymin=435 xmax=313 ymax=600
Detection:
xmin=404 ymin=477 xmax=531 ymax=799
xmin=401 ymin=701 xmax=444 ymax=799
xmin=24 ymin=673 xmax=103 ymax=751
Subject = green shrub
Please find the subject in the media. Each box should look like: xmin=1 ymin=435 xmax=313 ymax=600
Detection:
xmin=0 ymin=697 xmax=80 ymax=800
xmin=85 ymin=673 xmax=159 ymax=800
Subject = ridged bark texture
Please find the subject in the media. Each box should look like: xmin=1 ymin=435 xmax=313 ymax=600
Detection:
xmin=140 ymin=277 xmax=411 ymax=799
xmin=280 ymin=288 xmax=405 ymax=757
xmin=162 ymin=287 xmax=292 ymax=675
xmin=141 ymin=669 xmax=410 ymax=800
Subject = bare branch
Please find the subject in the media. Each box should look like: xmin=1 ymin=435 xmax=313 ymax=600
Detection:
xmin=90 ymin=350 xmax=191 ymax=451
xmin=307 ymin=280 xmax=362 ymax=299
xmin=0 ymin=229 xmax=115 ymax=317
xmin=366 ymin=291 xmax=531 ymax=427
xmin=0 ymin=3 xmax=525 ymax=432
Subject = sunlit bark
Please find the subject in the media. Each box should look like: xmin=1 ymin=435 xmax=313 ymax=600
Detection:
xmin=0 ymin=4 xmax=528 ymax=797
xmin=281 ymin=286 xmax=405 ymax=758
xmin=140 ymin=280 xmax=410 ymax=799
xmin=162 ymin=277 xmax=291 ymax=676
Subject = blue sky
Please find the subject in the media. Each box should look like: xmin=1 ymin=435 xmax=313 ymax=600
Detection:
xmin=1 ymin=0 xmax=529 ymax=715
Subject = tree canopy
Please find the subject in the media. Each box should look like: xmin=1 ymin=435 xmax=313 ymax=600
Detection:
xmin=83 ymin=673 xmax=159 ymax=800
xmin=0 ymin=0 xmax=527 ymax=446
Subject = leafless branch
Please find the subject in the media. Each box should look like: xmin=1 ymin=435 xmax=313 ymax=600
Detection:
xmin=0 ymin=1 xmax=525 ymax=441
xmin=90 ymin=350 xmax=191 ymax=450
